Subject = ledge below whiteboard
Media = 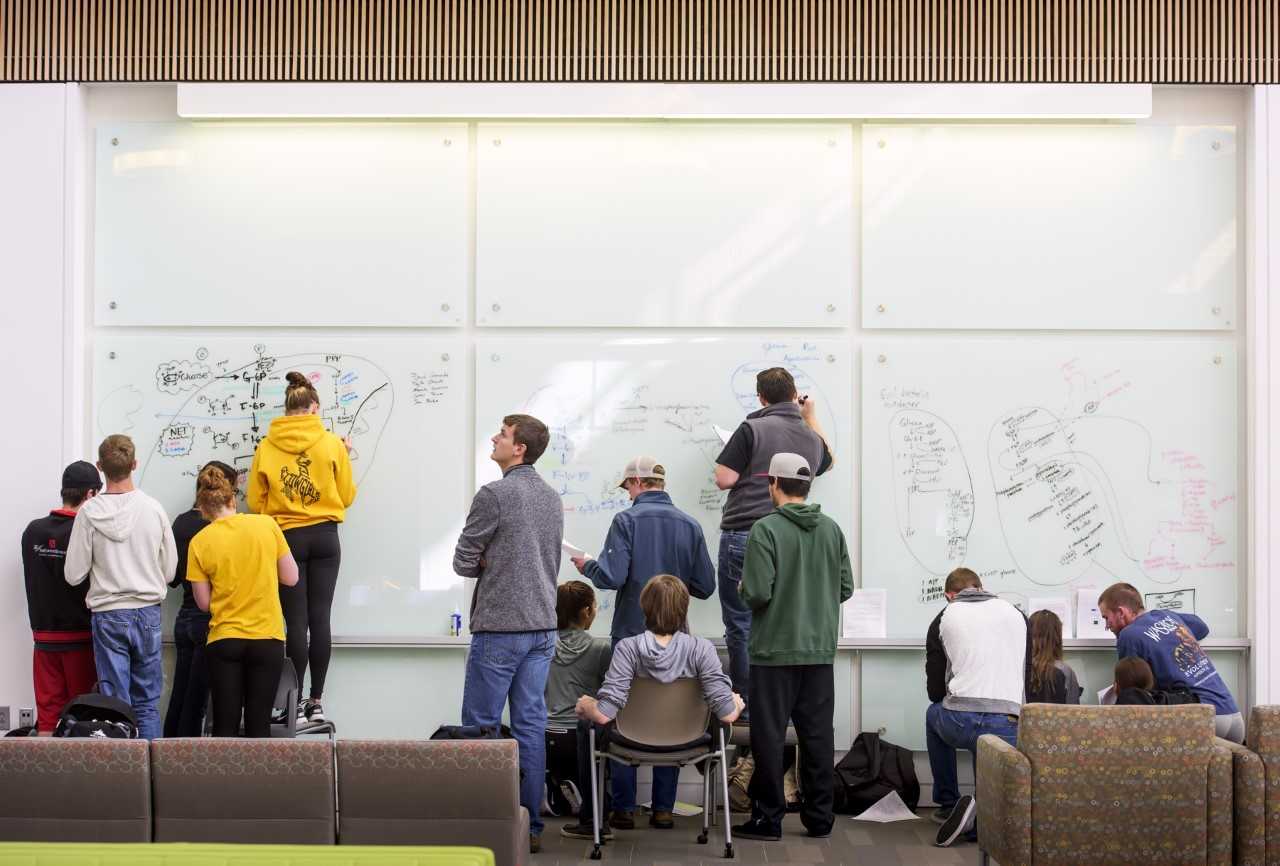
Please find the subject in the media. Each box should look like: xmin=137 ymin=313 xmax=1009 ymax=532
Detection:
xmin=278 ymin=636 xmax=1253 ymax=651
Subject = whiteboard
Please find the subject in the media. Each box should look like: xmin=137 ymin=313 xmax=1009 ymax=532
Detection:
xmin=862 ymin=340 xmax=1239 ymax=638
xmin=93 ymin=336 xmax=467 ymax=638
xmin=95 ymin=123 xmax=468 ymax=327
xmin=475 ymin=337 xmax=854 ymax=637
xmin=862 ymin=124 xmax=1238 ymax=330
xmin=475 ymin=123 xmax=855 ymax=327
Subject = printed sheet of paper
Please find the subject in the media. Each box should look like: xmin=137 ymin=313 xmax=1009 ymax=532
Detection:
xmin=713 ymin=424 xmax=735 ymax=446
xmin=842 ymin=588 xmax=888 ymax=639
xmin=1098 ymin=684 xmax=1117 ymax=706
xmin=1029 ymin=597 xmax=1072 ymax=638
xmin=561 ymin=539 xmax=587 ymax=559
xmin=1075 ymin=586 xmax=1111 ymax=639
xmin=850 ymin=790 xmax=920 ymax=823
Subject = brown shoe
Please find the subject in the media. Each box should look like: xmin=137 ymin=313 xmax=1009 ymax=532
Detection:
xmin=529 ymin=833 xmax=541 ymax=853
xmin=649 ymin=810 xmax=675 ymax=829
xmin=609 ymin=810 xmax=636 ymax=830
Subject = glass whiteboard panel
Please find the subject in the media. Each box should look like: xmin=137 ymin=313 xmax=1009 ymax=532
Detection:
xmin=475 ymin=337 xmax=854 ymax=637
xmin=476 ymin=123 xmax=855 ymax=327
xmin=862 ymin=339 xmax=1239 ymax=638
xmin=94 ymin=335 xmax=467 ymax=638
xmin=862 ymin=124 xmax=1237 ymax=330
xmin=95 ymin=123 xmax=468 ymax=326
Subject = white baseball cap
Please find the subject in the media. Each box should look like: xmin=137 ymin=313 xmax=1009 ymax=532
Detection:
xmin=767 ymin=452 xmax=812 ymax=481
xmin=618 ymin=455 xmax=666 ymax=489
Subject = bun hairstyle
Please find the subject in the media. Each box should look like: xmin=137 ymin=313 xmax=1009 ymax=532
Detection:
xmin=284 ymin=371 xmax=320 ymax=414
xmin=196 ymin=462 xmax=237 ymax=519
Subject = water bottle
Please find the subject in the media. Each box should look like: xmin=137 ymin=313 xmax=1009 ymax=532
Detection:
xmin=450 ymin=607 xmax=463 ymax=637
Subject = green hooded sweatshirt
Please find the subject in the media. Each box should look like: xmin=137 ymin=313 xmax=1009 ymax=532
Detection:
xmin=739 ymin=502 xmax=854 ymax=666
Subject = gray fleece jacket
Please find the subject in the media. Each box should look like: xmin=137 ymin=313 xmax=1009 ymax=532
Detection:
xmin=453 ymin=463 xmax=563 ymax=633
xmin=545 ymin=629 xmax=612 ymax=728
xmin=595 ymin=631 xmax=736 ymax=721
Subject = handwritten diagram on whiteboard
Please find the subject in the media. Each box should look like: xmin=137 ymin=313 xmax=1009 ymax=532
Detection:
xmin=862 ymin=340 xmax=1239 ymax=638
xmin=476 ymin=337 xmax=853 ymax=637
xmin=94 ymin=336 xmax=467 ymax=638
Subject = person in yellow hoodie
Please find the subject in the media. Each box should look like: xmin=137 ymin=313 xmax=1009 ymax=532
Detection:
xmin=247 ymin=370 xmax=356 ymax=725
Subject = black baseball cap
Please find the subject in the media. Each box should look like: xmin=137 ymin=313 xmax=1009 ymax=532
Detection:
xmin=62 ymin=461 xmax=103 ymax=490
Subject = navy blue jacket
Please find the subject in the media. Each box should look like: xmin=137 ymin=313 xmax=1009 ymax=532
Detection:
xmin=581 ymin=490 xmax=715 ymax=640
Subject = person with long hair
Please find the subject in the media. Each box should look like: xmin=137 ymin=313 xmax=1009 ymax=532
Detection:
xmin=247 ymin=371 xmax=356 ymax=724
xmin=163 ymin=460 xmax=237 ymax=737
xmin=1025 ymin=610 xmax=1082 ymax=704
xmin=188 ymin=464 xmax=298 ymax=737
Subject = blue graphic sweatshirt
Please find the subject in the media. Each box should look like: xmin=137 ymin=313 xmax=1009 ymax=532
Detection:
xmin=1116 ymin=611 xmax=1237 ymax=715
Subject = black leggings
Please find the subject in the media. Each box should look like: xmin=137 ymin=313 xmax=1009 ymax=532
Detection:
xmin=208 ymin=638 xmax=284 ymax=737
xmin=281 ymin=522 xmax=341 ymax=700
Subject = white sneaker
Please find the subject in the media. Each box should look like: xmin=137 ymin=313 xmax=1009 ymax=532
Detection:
xmin=304 ymin=699 xmax=325 ymax=723
xmin=295 ymin=700 xmax=307 ymax=725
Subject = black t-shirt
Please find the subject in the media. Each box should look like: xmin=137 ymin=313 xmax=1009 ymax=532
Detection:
xmin=715 ymin=422 xmax=834 ymax=476
xmin=171 ymin=509 xmax=211 ymax=613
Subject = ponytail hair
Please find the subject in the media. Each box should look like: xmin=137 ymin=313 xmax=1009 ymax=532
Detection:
xmin=196 ymin=462 xmax=237 ymax=519
xmin=284 ymin=371 xmax=319 ymax=414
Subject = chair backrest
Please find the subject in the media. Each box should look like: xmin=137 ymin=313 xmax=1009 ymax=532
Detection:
xmin=271 ymin=659 xmax=300 ymax=738
xmin=613 ymin=677 xmax=710 ymax=748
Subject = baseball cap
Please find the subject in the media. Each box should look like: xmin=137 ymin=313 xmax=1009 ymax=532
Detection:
xmin=62 ymin=460 xmax=103 ymax=490
xmin=767 ymin=452 xmax=812 ymax=481
xmin=617 ymin=456 xmax=666 ymax=489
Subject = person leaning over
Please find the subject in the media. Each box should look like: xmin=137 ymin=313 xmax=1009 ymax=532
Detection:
xmin=924 ymin=567 xmax=1029 ymax=848
xmin=187 ymin=464 xmax=299 ymax=737
xmin=247 ymin=371 xmax=356 ymax=726
xmin=713 ymin=367 xmax=833 ymax=708
xmin=453 ymin=413 xmax=563 ymax=855
xmin=1097 ymin=582 xmax=1243 ymax=741
xmin=574 ymin=575 xmax=744 ymax=840
xmin=64 ymin=435 xmax=177 ymax=741
xmin=21 ymin=461 xmax=103 ymax=734
xmin=569 ymin=455 xmax=715 ymax=829
xmin=732 ymin=453 xmax=853 ymax=842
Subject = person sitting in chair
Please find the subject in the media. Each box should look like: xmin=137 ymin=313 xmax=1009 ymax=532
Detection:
xmin=563 ymin=574 xmax=743 ymax=840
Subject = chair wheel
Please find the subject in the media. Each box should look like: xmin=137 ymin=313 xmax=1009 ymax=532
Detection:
xmin=590 ymin=844 xmax=603 ymax=860
xmin=723 ymin=843 xmax=735 ymax=859
xmin=697 ymin=831 xmax=709 ymax=844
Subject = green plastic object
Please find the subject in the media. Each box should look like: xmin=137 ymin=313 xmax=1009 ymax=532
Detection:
xmin=0 ymin=842 xmax=494 ymax=866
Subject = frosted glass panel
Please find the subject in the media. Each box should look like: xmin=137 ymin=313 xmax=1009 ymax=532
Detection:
xmin=475 ymin=337 xmax=854 ymax=637
xmin=94 ymin=335 xmax=468 ymax=638
xmin=862 ymin=340 xmax=1239 ymax=638
xmin=862 ymin=123 xmax=1237 ymax=329
xmin=476 ymin=123 xmax=855 ymax=327
xmin=96 ymin=123 xmax=467 ymax=326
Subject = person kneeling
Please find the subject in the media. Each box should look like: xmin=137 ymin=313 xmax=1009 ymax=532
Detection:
xmin=563 ymin=575 xmax=743 ymax=840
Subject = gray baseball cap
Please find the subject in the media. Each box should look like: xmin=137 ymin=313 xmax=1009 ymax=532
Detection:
xmin=767 ymin=452 xmax=812 ymax=481
xmin=618 ymin=455 xmax=665 ymax=489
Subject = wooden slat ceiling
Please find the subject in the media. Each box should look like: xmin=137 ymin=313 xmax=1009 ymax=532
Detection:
xmin=1 ymin=0 xmax=1276 ymax=84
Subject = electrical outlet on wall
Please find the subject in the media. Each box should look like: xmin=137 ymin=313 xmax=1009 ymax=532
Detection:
xmin=18 ymin=709 xmax=33 ymax=728
xmin=0 ymin=707 xmax=9 ymax=730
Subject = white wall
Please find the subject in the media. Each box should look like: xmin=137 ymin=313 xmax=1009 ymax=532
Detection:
xmin=0 ymin=84 xmax=73 ymax=719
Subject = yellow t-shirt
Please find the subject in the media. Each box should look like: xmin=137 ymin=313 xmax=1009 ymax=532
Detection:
xmin=186 ymin=513 xmax=289 ymax=643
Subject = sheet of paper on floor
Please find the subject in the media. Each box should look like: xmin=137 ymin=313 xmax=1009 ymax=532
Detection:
xmin=849 ymin=790 xmax=920 ymax=823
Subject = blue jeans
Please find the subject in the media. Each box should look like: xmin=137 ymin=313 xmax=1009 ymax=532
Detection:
xmin=90 ymin=605 xmax=163 ymax=740
xmin=717 ymin=530 xmax=752 ymax=704
xmin=462 ymin=630 xmax=556 ymax=836
xmin=611 ymin=763 xmax=679 ymax=814
xmin=925 ymin=702 xmax=1019 ymax=810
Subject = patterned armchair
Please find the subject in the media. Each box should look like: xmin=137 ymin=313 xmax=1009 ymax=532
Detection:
xmin=1247 ymin=706 xmax=1280 ymax=864
xmin=976 ymin=704 xmax=1233 ymax=866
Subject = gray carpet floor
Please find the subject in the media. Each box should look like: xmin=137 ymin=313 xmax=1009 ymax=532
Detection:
xmin=533 ymin=811 xmax=984 ymax=866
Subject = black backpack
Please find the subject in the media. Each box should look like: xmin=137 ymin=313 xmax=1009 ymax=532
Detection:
xmin=833 ymin=732 xmax=920 ymax=815
xmin=429 ymin=724 xmax=512 ymax=740
xmin=54 ymin=691 xmax=139 ymax=739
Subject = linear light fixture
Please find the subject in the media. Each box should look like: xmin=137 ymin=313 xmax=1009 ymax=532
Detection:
xmin=177 ymin=83 xmax=1152 ymax=120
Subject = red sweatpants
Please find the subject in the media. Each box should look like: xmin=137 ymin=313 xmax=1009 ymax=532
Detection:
xmin=33 ymin=646 xmax=97 ymax=733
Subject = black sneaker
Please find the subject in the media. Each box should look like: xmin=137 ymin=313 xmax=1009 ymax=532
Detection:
xmin=270 ymin=706 xmax=288 ymax=725
xmin=560 ymin=821 xmax=614 ymax=840
xmin=732 ymin=817 xmax=782 ymax=841
xmin=295 ymin=700 xmax=307 ymax=725
xmin=932 ymin=804 xmax=954 ymax=824
xmin=303 ymin=699 xmax=325 ymax=723
xmin=804 ymin=823 xmax=832 ymax=838
xmin=935 ymin=795 xmax=976 ymax=847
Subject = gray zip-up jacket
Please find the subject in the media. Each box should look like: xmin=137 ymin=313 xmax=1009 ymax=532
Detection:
xmin=453 ymin=463 xmax=563 ymax=633
xmin=595 ymin=631 xmax=736 ymax=721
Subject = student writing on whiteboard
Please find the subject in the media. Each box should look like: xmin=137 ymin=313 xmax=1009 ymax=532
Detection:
xmin=452 ymin=414 xmax=563 ymax=855
xmin=713 ymin=367 xmax=833 ymax=709
xmin=923 ymin=568 xmax=1029 ymax=848
xmin=1097 ymin=583 xmax=1243 ymax=743
xmin=733 ymin=453 xmax=853 ymax=842
xmin=246 ymin=371 xmax=356 ymax=727
xmin=566 ymin=455 xmax=715 ymax=834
